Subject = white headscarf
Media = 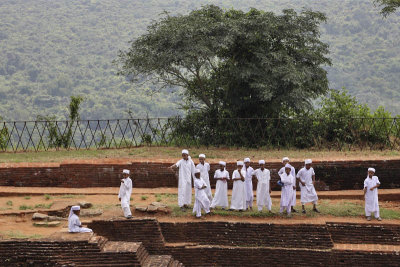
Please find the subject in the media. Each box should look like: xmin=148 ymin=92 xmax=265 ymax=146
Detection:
xmin=194 ymin=168 xmax=201 ymax=174
xmin=244 ymin=158 xmax=250 ymax=163
xmin=237 ymin=161 xmax=244 ymax=166
xmin=368 ymin=168 xmax=375 ymax=173
xmin=199 ymin=154 xmax=206 ymax=158
xmin=182 ymin=149 xmax=189 ymax=155
xmin=259 ymin=160 xmax=265 ymax=165
xmin=69 ymin=205 xmax=80 ymax=219
xmin=282 ymin=157 xmax=289 ymax=163
xmin=305 ymin=159 xmax=312 ymax=164
xmin=219 ymin=161 xmax=226 ymax=166
xmin=123 ymin=169 xmax=130 ymax=174
xmin=285 ymin=163 xmax=292 ymax=168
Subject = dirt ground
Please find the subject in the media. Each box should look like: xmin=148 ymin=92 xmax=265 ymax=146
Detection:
xmin=0 ymin=187 xmax=399 ymax=240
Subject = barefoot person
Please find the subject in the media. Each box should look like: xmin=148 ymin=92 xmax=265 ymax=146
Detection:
xmin=68 ymin=206 xmax=92 ymax=233
xmin=297 ymin=159 xmax=319 ymax=214
xmin=230 ymin=161 xmax=246 ymax=211
xmin=279 ymin=164 xmax=295 ymax=217
xmin=278 ymin=157 xmax=297 ymax=212
xmin=170 ymin=149 xmax=195 ymax=211
xmin=210 ymin=161 xmax=229 ymax=210
xmin=196 ymin=154 xmax=213 ymax=201
xmin=118 ymin=169 xmax=133 ymax=219
xmin=364 ymin=168 xmax=382 ymax=221
xmin=242 ymin=157 xmax=254 ymax=210
xmin=252 ymin=160 xmax=272 ymax=212
xmin=193 ymin=169 xmax=211 ymax=218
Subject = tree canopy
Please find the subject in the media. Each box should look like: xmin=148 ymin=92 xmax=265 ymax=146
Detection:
xmin=118 ymin=5 xmax=331 ymax=118
xmin=374 ymin=0 xmax=400 ymax=16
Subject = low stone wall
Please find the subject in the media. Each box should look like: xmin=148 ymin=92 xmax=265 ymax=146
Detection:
xmin=160 ymin=222 xmax=333 ymax=249
xmin=1 ymin=159 xmax=399 ymax=190
xmin=327 ymin=222 xmax=400 ymax=245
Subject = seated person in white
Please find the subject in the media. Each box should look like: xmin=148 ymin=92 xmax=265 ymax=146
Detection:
xmin=68 ymin=205 xmax=92 ymax=233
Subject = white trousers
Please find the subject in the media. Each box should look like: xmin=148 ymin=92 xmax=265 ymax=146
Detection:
xmin=122 ymin=206 xmax=132 ymax=217
xmin=366 ymin=210 xmax=380 ymax=218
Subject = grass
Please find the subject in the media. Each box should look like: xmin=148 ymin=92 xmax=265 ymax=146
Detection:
xmin=19 ymin=205 xmax=33 ymax=210
xmin=6 ymin=201 xmax=13 ymax=206
xmin=1 ymin=146 xmax=400 ymax=163
xmin=44 ymin=194 xmax=52 ymax=200
xmin=0 ymin=230 xmax=43 ymax=239
xmin=34 ymin=203 xmax=54 ymax=209
xmin=24 ymin=196 xmax=31 ymax=200
xmin=141 ymin=195 xmax=148 ymax=200
xmin=58 ymin=194 xmax=84 ymax=199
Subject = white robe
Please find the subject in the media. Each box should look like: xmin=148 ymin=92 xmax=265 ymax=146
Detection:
xmin=280 ymin=173 xmax=295 ymax=208
xmin=210 ymin=169 xmax=229 ymax=208
xmin=175 ymin=158 xmax=195 ymax=207
xmin=68 ymin=214 xmax=92 ymax=233
xmin=278 ymin=166 xmax=296 ymax=207
xmin=118 ymin=177 xmax=132 ymax=217
xmin=364 ymin=176 xmax=380 ymax=217
xmin=196 ymin=162 xmax=213 ymax=201
xmin=297 ymin=167 xmax=318 ymax=204
xmin=230 ymin=170 xmax=247 ymax=210
xmin=193 ymin=178 xmax=211 ymax=217
xmin=242 ymin=166 xmax=254 ymax=206
xmin=253 ymin=168 xmax=272 ymax=211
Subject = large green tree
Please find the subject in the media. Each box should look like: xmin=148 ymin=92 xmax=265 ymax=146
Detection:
xmin=118 ymin=5 xmax=331 ymax=119
xmin=374 ymin=0 xmax=400 ymax=16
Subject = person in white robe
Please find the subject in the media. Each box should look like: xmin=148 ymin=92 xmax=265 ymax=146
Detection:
xmin=252 ymin=160 xmax=272 ymax=212
xmin=242 ymin=157 xmax=254 ymax=210
xmin=170 ymin=149 xmax=195 ymax=211
xmin=230 ymin=161 xmax=247 ymax=211
xmin=278 ymin=157 xmax=297 ymax=212
xmin=68 ymin=205 xmax=92 ymax=233
xmin=118 ymin=169 xmax=133 ymax=219
xmin=210 ymin=161 xmax=229 ymax=209
xmin=193 ymin=169 xmax=211 ymax=218
xmin=196 ymin=154 xmax=213 ymax=201
xmin=364 ymin=168 xmax=382 ymax=221
xmin=279 ymin=164 xmax=295 ymax=216
xmin=296 ymin=159 xmax=319 ymax=214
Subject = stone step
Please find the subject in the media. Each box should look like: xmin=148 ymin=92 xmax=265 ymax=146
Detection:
xmin=142 ymin=255 xmax=174 ymax=267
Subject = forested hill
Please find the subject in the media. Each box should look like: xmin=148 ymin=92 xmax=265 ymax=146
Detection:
xmin=0 ymin=0 xmax=399 ymax=120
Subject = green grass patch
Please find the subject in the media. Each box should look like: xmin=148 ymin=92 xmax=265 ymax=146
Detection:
xmin=141 ymin=195 xmax=148 ymax=200
xmin=34 ymin=203 xmax=54 ymax=209
xmin=0 ymin=207 xmax=12 ymax=211
xmin=24 ymin=196 xmax=31 ymax=200
xmin=6 ymin=201 xmax=13 ymax=206
xmin=44 ymin=194 xmax=52 ymax=200
xmin=19 ymin=205 xmax=33 ymax=210
xmin=0 ymin=231 xmax=43 ymax=239
xmin=58 ymin=194 xmax=84 ymax=199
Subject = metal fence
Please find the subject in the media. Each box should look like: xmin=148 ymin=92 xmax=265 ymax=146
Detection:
xmin=0 ymin=117 xmax=400 ymax=152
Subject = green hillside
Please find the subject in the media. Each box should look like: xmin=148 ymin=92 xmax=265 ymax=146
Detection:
xmin=0 ymin=0 xmax=399 ymax=120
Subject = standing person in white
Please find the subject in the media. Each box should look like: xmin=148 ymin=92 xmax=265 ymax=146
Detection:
xmin=193 ymin=169 xmax=211 ymax=218
xmin=252 ymin=160 xmax=272 ymax=212
xmin=278 ymin=157 xmax=297 ymax=212
xmin=279 ymin=164 xmax=295 ymax=216
xmin=118 ymin=169 xmax=133 ymax=219
xmin=196 ymin=154 xmax=213 ymax=201
xmin=230 ymin=161 xmax=247 ymax=211
xmin=68 ymin=206 xmax=92 ymax=233
xmin=364 ymin=168 xmax=382 ymax=221
xmin=210 ymin=161 xmax=229 ymax=210
xmin=170 ymin=149 xmax=195 ymax=211
xmin=242 ymin=158 xmax=254 ymax=210
xmin=296 ymin=159 xmax=319 ymax=214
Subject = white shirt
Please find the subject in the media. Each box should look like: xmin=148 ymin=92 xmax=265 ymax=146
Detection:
xmin=68 ymin=214 xmax=81 ymax=232
xmin=176 ymin=158 xmax=195 ymax=184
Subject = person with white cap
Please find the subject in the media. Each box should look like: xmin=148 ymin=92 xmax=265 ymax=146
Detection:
xmin=196 ymin=154 xmax=212 ymax=201
xmin=210 ymin=161 xmax=229 ymax=209
xmin=279 ymin=164 xmax=296 ymax=216
xmin=193 ymin=168 xmax=211 ymax=218
xmin=296 ymin=159 xmax=319 ymax=214
xmin=252 ymin=160 xmax=272 ymax=212
xmin=170 ymin=149 xmax=195 ymax=211
xmin=242 ymin=157 xmax=254 ymax=210
xmin=230 ymin=161 xmax=247 ymax=211
xmin=278 ymin=157 xmax=297 ymax=212
xmin=119 ymin=169 xmax=133 ymax=219
xmin=364 ymin=168 xmax=382 ymax=221
xmin=68 ymin=205 xmax=92 ymax=233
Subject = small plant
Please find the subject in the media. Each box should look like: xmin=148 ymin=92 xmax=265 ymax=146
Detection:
xmin=130 ymin=197 xmax=133 ymax=201
xmin=6 ymin=200 xmax=12 ymax=206
xmin=44 ymin=194 xmax=52 ymax=200
xmin=24 ymin=196 xmax=31 ymax=200
xmin=35 ymin=203 xmax=54 ymax=209
xmin=141 ymin=195 xmax=148 ymax=200
xmin=19 ymin=205 xmax=33 ymax=210
xmin=156 ymin=197 xmax=162 ymax=202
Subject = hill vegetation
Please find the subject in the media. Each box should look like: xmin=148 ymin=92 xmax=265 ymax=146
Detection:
xmin=0 ymin=0 xmax=399 ymax=120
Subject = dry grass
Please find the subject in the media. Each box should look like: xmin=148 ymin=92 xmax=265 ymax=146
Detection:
xmin=1 ymin=146 xmax=400 ymax=163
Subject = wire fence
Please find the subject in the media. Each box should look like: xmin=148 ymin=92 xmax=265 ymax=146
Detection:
xmin=0 ymin=117 xmax=400 ymax=152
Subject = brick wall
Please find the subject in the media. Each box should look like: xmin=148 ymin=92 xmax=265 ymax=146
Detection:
xmin=327 ymin=222 xmax=400 ymax=245
xmin=87 ymin=219 xmax=165 ymax=254
xmin=160 ymin=222 xmax=333 ymax=249
xmin=1 ymin=159 xmax=399 ymax=190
